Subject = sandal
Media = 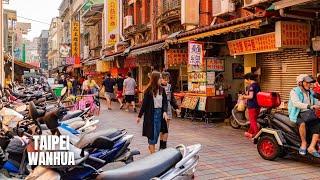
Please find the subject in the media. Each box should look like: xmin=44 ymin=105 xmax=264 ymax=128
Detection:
xmin=308 ymin=150 xmax=320 ymax=158
xmin=299 ymin=148 xmax=307 ymax=155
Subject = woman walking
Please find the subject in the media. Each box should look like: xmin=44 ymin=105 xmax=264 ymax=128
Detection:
xmin=137 ymin=71 xmax=168 ymax=154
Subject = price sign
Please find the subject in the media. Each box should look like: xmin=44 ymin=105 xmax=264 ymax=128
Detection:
xmin=198 ymin=97 xmax=207 ymax=111
xmin=207 ymin=57 xmax=224 ymax=71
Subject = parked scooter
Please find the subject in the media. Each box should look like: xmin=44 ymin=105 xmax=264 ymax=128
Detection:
xmin=230 ymin=104 xmax=249 ymax=129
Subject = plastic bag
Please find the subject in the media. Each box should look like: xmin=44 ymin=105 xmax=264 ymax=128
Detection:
xmin=237 ymin=98 xmax=246 ymax=112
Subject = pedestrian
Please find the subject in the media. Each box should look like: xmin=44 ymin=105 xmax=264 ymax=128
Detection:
xmin=116 ymin=73 xmax=125 ymax=109
xmin=137 ymin=71 xmax=168 ymax=154
xmin=72 ymin=77 xmax=78 ymax=96
xmin=82 ymin=75 xmax=100 ymax=95
xmin=159 ymin=72 xmax=180 ymax=150
xmin=240 ymin=73 xmax=261 ymax=138
xmin=102 ymin=73 xmax=115 ymax=110
xmin=67 ymin=77 xmax=73 ymax=96
xmin=123 ymin=72 xmax=137 ymax=112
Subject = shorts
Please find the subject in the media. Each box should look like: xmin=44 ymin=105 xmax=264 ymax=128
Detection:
xmin=148 ymin=109 xmax=162 ymax=145
xmin=125 ymin=95 xmax=135 ymax=103
xmin=116 ymin=91 xmax=123 ymax=98
xmin=105 ymin=92 xmax=114 ymax=100
xmin=296 ymin=118 xmax=320 ymax=136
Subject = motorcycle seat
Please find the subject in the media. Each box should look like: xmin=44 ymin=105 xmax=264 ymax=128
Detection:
xmin=62 ymin=110 xmax=84 ymax=121
xmin=33 ymin=97 xmax=46 ymax=105
xmin=96 ymin=148 xmax=182 ymax=180
xmin=274 ymin=113 xmax=296 ymax=128
xmin=29 ymin=102 xmax=46 ymax=120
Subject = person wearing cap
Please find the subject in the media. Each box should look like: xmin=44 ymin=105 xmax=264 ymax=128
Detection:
xmin=288 ymin=74 xmax=320 ymax=157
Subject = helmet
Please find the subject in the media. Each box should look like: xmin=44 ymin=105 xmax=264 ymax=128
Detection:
xmin=296 ymin=74 xmax=316 ymax=85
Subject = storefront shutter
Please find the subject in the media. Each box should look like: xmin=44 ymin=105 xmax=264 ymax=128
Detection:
xmin=257 ymin=48 xmax=313 ymax=101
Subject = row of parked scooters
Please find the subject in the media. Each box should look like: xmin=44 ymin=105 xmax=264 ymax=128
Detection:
xmin=0 ymin=82 xmax=201 ymax=180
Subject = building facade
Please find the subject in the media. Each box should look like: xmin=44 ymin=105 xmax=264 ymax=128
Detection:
xmin=48 ymin=17 xmax=61 ymax=70
xmin=38 ymin=30 xmax=49 ymax=70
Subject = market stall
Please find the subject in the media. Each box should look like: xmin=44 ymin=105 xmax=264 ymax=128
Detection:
xmin=176 ymin=41 xmax=226 ymax=123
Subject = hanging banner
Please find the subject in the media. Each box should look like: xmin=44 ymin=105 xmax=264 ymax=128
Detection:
xmin=206 ymin=57 xmax=224 ymax=72
xmin=71 ymin=20 xmax=80 ymax=67
xmin=96 ymin=61 xmax=110 ymax=72
xmin=275 ymin=21 xmax=311 ymax=49
xmin=188 ymin=41 xmax=203 ymax=66
xmin=105 ymin=0 xmax=119 ymax=47
xmin=166 ymin=49 xmax=188 ymax=66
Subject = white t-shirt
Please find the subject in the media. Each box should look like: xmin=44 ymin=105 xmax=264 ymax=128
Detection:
xmin=123 ymin=77 xmax=136 ymax=95
xmin=153 ymin=93 xmax=163 ymax=108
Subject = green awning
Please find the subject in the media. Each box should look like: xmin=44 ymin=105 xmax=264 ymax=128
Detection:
xmin=82 ymin=0 xmax=104 ymax=12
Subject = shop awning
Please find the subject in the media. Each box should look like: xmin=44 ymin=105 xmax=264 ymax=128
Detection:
xmin=102 ymin=52 xmax=123 ymax=61
xmin=83 ymin=56 xmax=100 ymax=65
xmin=81 ymin=0 xmax=104 ymax=26
xmin=176 ymin=16 xmax=264 ymax=43
xmin=130 ymin=42 xmax=165 ymax=56
xmin=6 ymin=55 xmax=39 ymax=70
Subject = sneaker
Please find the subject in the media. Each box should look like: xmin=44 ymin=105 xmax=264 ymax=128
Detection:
xmin=134 ymin=108 xmax=137 ymax=113
xmin=125 ymin=109 xmax=129 ymax=112
xmin=108 ymin=108 xmax=112 ymax=110
xmin=244 ymin=132 xmax=253 ymax=139
xmin=120 ymin=104 xmax=124 ymax=109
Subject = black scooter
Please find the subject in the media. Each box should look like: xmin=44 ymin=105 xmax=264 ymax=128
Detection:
xmin=253 ymin=92 xmax=320 ymax=161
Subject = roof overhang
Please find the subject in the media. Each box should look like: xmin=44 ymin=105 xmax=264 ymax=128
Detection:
xmin=273 ymin=0 xmax=316 ymax=10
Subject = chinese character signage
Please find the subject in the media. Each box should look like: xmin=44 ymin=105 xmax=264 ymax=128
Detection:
xmin=227 ymin=32 xmax=278 ymax=56
xmin=105 ymin=0 xmax=119 ymax=46
xmin=188 ymin=41 xmax=203 ymax=66
xmin=166 ymin=49 xmax=188 ymax=66
xmin=275 ymin=21 xmax=311 ymax=49
xmin=206 ymin=57 xmax=224 ymax=72
xmin=71 ymin=21 xmax=80 ymax=67
xmin=181 ymin=0 xmax=200 ymax=25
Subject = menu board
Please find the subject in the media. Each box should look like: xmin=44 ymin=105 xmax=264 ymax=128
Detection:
xmin=181 ymin=96 xmax=199 ymax=110
xmin=276 ymin=21 xmax=311 ymax=48
xmin=227 ymin=32 xmax=277 ymax=56
xmin=166 ymin=49 xmax=188 ymax=66
xmin=188 ymin=41 xmax=203 ymax=66
xmin=207 ymin=72 xmax=215 ymax=85
xmin=198 ymin=97 xmax=207 ymax=111
xmin=206 ymin=57 xmax=224 ymax=71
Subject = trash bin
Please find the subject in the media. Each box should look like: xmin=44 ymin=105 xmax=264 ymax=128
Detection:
xmin=53 ymin=87 xmax=63 ymax=97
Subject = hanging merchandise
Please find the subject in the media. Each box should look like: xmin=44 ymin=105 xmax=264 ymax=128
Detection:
xmin=96 ymin=61 xmax=111 ymax=72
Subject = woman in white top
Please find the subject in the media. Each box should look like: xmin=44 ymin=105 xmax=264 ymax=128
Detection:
xmin=137 ymin=71 xmax=168 ymax=154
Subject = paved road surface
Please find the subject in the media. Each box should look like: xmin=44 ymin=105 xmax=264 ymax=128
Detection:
xmin=98 ymin=103 xmax=320 ymax=180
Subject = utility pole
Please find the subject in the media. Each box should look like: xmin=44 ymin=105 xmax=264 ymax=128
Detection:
xmin=0 ymin=0 xmax=4 ymax=85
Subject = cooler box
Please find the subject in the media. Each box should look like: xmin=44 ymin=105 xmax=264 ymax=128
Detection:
xmin=52 ymin=84 xmax=64 ymax=97
xmin=257 ymin=92 xmax=281 ymax=108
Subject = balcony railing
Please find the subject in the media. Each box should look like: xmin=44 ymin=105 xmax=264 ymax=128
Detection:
xmin=157 ymin=0 xmax=181 ymax=25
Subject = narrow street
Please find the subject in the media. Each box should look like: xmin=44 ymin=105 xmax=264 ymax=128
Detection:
xmin=98 ymin=103 xmax=320 ymax=180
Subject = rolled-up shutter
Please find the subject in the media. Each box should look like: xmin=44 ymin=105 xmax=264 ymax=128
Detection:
xmin=257 ymin=48 xmax=313 ymax=101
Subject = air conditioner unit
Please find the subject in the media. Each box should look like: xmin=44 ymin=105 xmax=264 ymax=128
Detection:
xmin=212 ymin=0 xmax=235 ymax=16
xmin=124 ymin=16 xmax=133 ymax=29
xmin=244 ymin=0 xmax=269 ymax=8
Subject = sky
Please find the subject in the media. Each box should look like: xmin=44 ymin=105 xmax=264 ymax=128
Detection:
xmin=4 ymin=0 xmax=62 ymax=40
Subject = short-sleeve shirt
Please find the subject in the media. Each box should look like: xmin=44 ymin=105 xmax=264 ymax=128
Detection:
xmin=103 ymin=78 xmax=115 ymax=93
xmin=116 ymin=78 xmax=124 ymax=91
xmin=123 ymin=77 xmax=136 ymax=95
xmin=247 ymin=82 xmax=261 ymax=109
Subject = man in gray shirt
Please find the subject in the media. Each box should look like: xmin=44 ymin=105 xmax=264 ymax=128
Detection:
xmin=123 ymin=72 xmax=137 ymax=112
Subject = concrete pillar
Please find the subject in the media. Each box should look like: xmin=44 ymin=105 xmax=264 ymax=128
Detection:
xmin=141 ymin=0 xmax=147 ymax=24
xmin=133 ymin=1 xmax=139 ymax=25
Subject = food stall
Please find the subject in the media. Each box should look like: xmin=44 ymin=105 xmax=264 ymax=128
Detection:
xmin=176 ymin=41 xmax=226 ymax=123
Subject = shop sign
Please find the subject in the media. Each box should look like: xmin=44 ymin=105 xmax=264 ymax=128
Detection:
xmin=188 ymin=41 xmax=203 ymax=66
xmin=96 ymin=60 xmax=110 ymax=72
xmin=275 ymin=21 xmax=311 ymax=49
xmin=105 ymin=0 xmax=119 ymax=46
xmin=60 ymin=44 xmax=70 ymax=58
xmin=66 ymin=57 xmax=75 ymax=65
xmin=71 ymin=21 xmax=81 ymax=67
xmin=181 ymin=0 xmax=200 ymax=25
xmin=227 ymin=32 xmax=278 ymax=56
xmin=206 ymin=57 xmax=224 ymax=71
xmin=198 ymin=97 xmax=207 ymax=111
xmin=188 ymin=72 xmax=206 ymax=82
xmin=166 ymin=49 xmax=188 ymax=66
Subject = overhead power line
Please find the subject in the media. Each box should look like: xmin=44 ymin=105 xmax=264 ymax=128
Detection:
xmin=17 ymin=16 xmax=50 ymax=25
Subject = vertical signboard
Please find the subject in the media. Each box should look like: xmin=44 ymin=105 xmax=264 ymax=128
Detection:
xmin=105 ymin=0 xmax=119 ymax=46
xmin=71 ymin=20 xmax=80 ymax=67
xmin=188 ymin=41 xmax=203 ymax=66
